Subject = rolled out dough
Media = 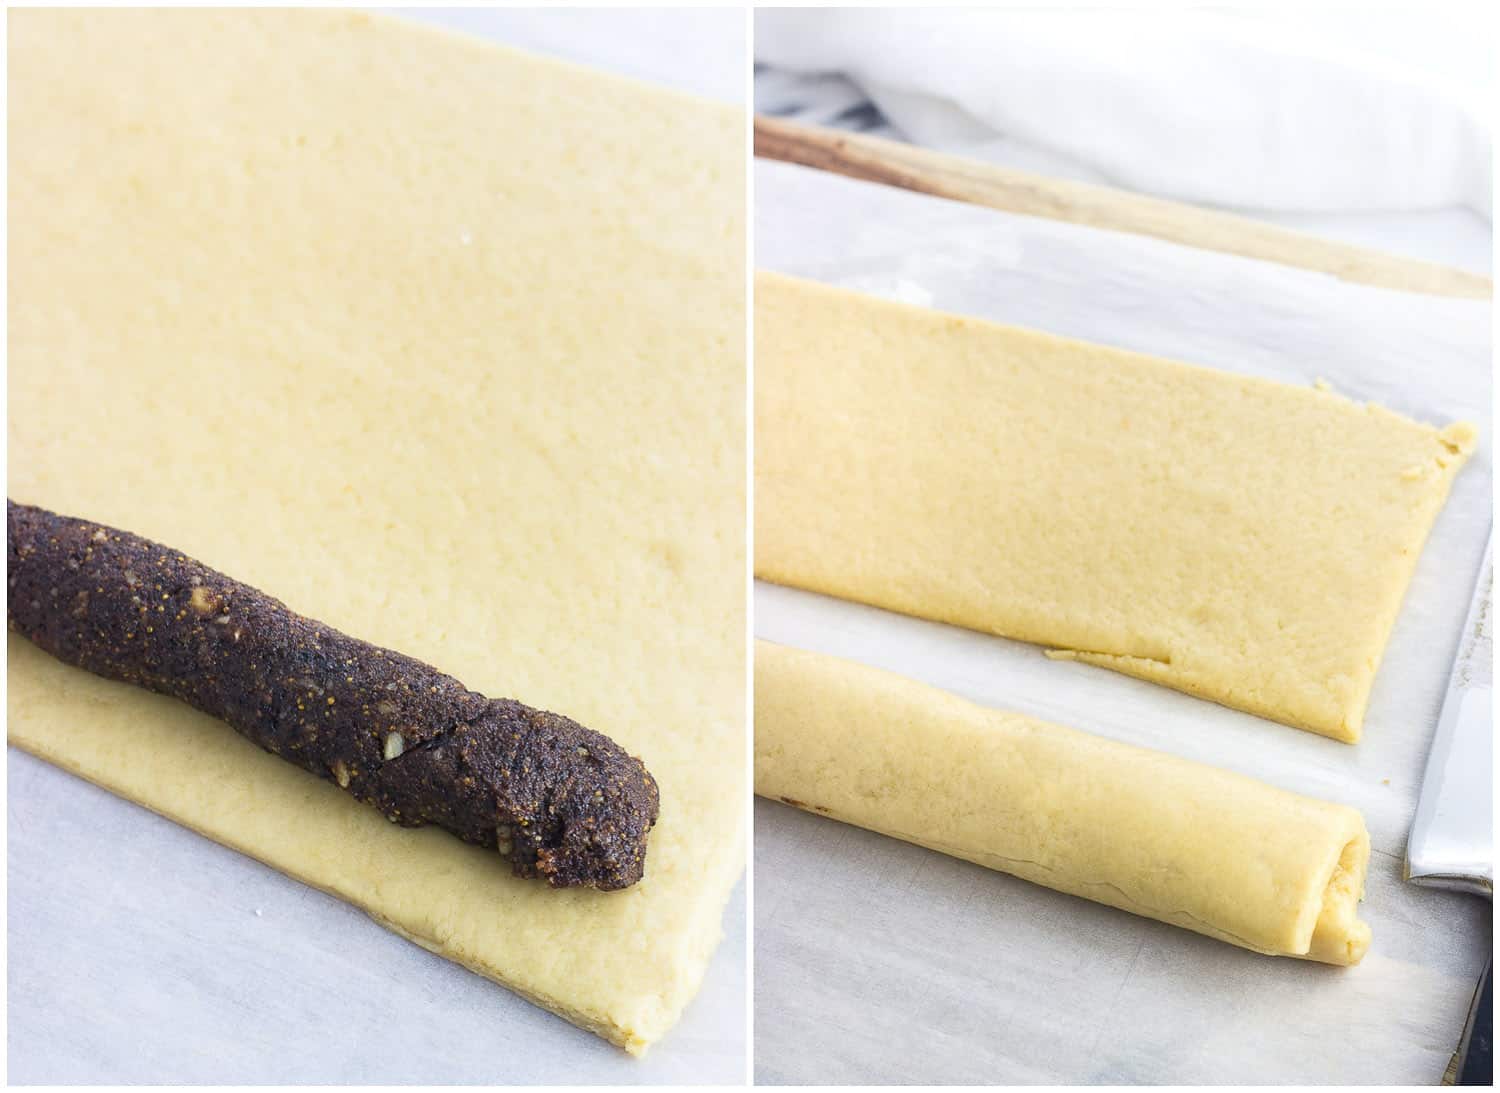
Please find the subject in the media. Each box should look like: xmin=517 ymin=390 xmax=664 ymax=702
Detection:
xmin=754 ymin=272 xmax=1475 ymax=742
xmin=8 ymin=10 xmax=744 ymax=1053
xmin=755 ymin=641 xmax=1372 ymax=965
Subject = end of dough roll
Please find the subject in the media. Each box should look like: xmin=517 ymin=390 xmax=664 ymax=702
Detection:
xmin=755 ymin=640 xmax=1372 ymax=966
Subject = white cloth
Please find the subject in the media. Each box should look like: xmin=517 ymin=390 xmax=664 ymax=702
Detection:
xmin=756 ymin=9 xmax=1493 ymax=220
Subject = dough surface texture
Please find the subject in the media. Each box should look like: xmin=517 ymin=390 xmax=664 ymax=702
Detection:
xmin=8 ymin=9 xmax=745 ymax=1053
xmin=755 ymin=642 xmax=1372 ymax=965
xmin=754 ymin=272 xmax=1474 ymax=742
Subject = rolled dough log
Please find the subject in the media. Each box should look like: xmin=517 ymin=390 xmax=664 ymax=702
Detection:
xmin=754 ymin=272 xmax=1475 ymax=742
xmin=8 ymin=10 xmax=744 ymax=1053
xmin=755 ymin=641 xmax=1372 ymax=965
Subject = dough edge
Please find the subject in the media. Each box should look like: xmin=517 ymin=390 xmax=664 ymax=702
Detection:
xmin=753 ymin=271 xmax=1477 ymax=743
xmin=7 ymin=706 xmax=731 ymax=1053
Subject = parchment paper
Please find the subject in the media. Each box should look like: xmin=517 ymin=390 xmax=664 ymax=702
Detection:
xmin=753 ymin=157 xmax=1492 ymax=1086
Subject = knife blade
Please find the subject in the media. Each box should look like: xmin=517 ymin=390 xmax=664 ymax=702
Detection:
xmin=1408 ymin=526 xmax=1493 ymax=895
xmin=1406 ymin=524 xmax=1491 ymax=1086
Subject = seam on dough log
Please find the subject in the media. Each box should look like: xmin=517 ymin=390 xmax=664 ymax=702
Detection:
xmin=1304 ymin=830 xmax=1372 ymax=966
xmin=759 ymin=789 xmax=1370 ymax=965
xmin=815 ymin=810 xmax=1278 ymax=954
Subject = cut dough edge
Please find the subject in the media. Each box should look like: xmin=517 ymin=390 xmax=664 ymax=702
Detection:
xmin=1044 ymin=647 xmax=1364 ymax=743
xmin=368 ymin=913 xmax=725 ymax=1056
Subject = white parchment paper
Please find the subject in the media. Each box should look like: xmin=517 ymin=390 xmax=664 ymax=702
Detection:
xmin=7 ymin=754 xmax=746 ymax=1085
xmin=5 ymin=12 xmax=747 ymax=1085
xmin=753 ymin=158 xmax=1492 ymax=1086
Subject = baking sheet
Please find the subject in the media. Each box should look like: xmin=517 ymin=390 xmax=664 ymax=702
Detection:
xmin=753 ymin=157 xmax=1492 ymax=1085
xmin=5 ymin=12 xmax=747 ymax=1085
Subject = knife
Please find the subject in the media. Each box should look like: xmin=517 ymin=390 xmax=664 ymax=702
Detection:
xmin=1406 ymin=525 xmax=1492 ymax=1086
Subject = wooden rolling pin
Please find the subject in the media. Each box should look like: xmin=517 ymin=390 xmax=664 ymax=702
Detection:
xmin=754 ymin=114 xmax=1491 ymax=300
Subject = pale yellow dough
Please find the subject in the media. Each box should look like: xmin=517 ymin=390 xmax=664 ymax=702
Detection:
xmin=755 ymin=272 xmax=1474 ymax=742
xmin=755 ymin=642 xmax=1372 ymax=965
xmin=8 ymin=10 xmax=745 ymax=1053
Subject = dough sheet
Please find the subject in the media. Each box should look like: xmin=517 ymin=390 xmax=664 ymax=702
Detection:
xmin=754 ymin=271 xmax=1474 ymax=742
xmin=8 ymin=9 xmax=745 ymax=1053
xmin=755 ymin=641 xmax=1371 ymax=964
